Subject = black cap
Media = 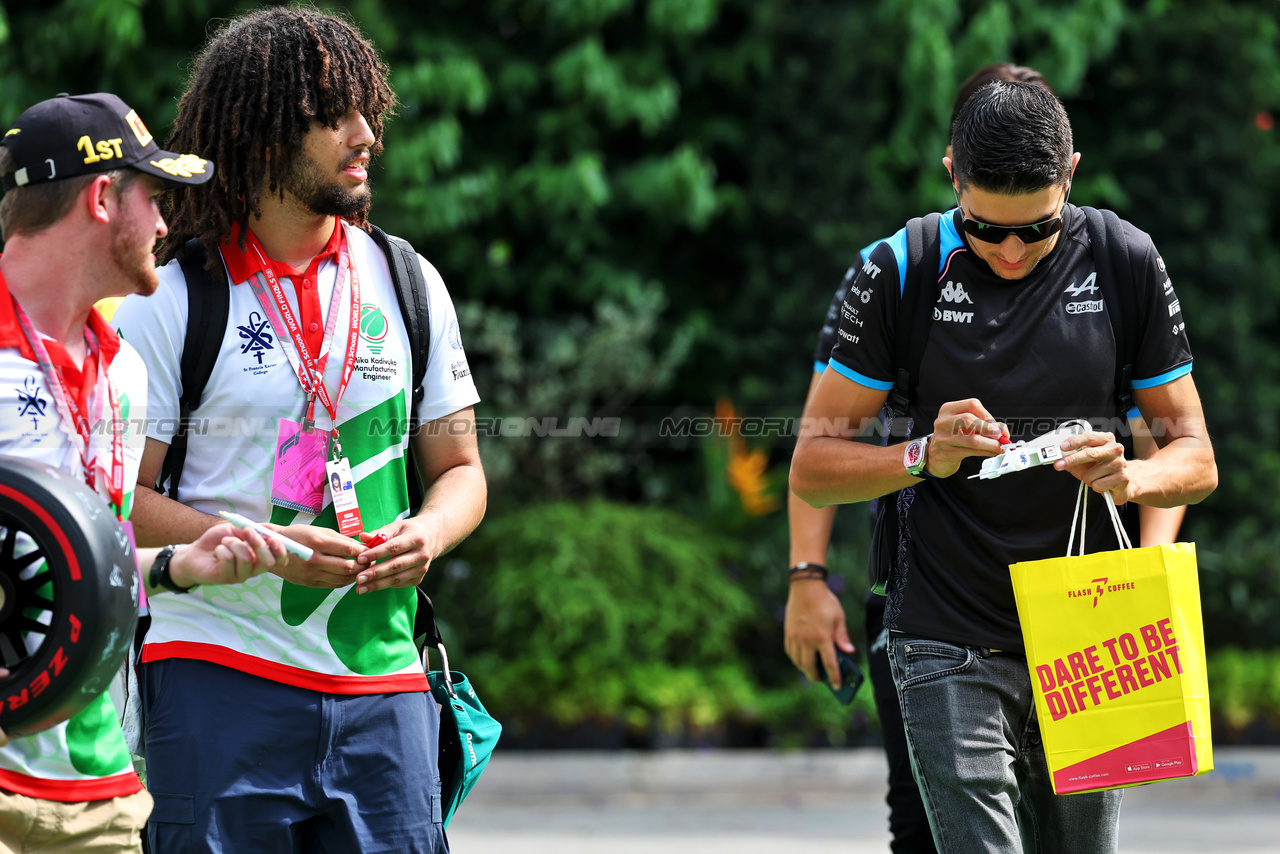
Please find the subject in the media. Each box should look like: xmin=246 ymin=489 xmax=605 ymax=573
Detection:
xmin=1 ymin=92 xmax=214 ymax=191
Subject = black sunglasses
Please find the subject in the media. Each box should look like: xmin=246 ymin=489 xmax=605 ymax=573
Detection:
xmin=953 ymin=183 xmax=1071 ymax=245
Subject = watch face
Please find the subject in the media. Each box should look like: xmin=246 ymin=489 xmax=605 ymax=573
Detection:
xmin=905 ymin=440 xmax=924 ymax=467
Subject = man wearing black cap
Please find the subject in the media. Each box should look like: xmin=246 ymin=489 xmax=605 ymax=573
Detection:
xmin=0 ymin=92 xmax=285 ymax=853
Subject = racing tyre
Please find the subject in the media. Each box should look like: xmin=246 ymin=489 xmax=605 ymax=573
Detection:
xmin=0 ymin=456 xmax=138 ymax=737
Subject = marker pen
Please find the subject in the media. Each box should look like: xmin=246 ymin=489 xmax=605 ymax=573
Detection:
xmin=218 ymin=511 xmax=315 ymax=561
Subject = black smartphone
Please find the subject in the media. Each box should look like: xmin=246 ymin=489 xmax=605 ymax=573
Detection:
xmin=817 ymin=649 xmax=865 ymax=705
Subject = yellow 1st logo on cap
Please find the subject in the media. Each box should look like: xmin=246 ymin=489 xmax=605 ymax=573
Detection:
xmin=77 ymin=135 xmax=124 ymax=164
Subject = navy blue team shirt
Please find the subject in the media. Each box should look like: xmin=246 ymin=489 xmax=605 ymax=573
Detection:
xmin=820 ymin=204 xmax=1192 ymax=651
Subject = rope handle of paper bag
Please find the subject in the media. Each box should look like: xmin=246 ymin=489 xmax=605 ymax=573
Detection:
xmin=1066 ymin=480 xmax=1133 ymax=557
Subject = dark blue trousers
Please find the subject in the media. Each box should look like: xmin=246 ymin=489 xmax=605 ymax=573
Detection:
xmin=141 ymin=659 xmax=447 ymax=854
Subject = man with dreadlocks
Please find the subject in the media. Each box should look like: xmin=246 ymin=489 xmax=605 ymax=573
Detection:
xmin=114 ymin=8 xmax=484 ymax=853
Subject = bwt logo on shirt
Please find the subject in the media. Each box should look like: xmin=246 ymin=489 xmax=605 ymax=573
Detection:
xmin=861 ymin=258 xmax=881 ymax=279
xmin=937 ymin=281 xmax=972 ymax=304
xmin=933 ymin=308 xmax=973 ymax=324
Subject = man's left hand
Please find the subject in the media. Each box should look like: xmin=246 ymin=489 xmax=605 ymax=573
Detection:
xmin=353 ymin=514 xmax=442 ymax=594
xmin=1056 ymin=430 xmax=1136 ymax=502
xmin=168 ymin=523 xmax=286 ymax=589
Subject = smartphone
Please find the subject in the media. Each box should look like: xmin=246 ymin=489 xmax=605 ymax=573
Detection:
xmin=817 ymin=649 xmax=865 ymax=705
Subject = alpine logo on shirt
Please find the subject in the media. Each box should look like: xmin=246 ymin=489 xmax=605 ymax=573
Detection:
xmin=1064 ymin=272 xmax=1105 ymax=315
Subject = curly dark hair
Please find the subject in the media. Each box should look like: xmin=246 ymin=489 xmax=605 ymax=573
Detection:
xmin=160 ymin=6 xmax=396 ymax=265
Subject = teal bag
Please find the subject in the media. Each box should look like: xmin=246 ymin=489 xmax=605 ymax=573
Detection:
xmin=416 ymin=592 xmax=502 ymax=829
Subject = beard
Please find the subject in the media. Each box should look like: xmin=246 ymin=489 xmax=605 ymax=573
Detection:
xmin=284 ymin=152 xmax=372 ymax=220
xmin=109 ymin=211 xmax=159 ymax=297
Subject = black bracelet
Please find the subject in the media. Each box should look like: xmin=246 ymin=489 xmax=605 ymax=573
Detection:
xmin=149 ymin=545 xmax=195 ymax=594
xmin=788 ymin=562 xmax=829 ymax=581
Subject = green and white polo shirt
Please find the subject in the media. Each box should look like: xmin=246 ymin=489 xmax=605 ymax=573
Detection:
xmin=114 ymin=225 xmax=479 ymax=694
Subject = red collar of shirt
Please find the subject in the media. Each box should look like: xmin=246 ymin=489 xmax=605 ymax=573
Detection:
xmin=0 ymin=258 xmax=122 ymax=375
xmin=221 ymin=221 xmax=346 ymax=360
xmin=220 ymin=220 xmax=344 ymax=287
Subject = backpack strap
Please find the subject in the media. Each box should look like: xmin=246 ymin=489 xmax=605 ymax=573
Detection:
xmin=1080 ymin=206 xmax=1139 ymax=417
xmin=368 ymin=225 xmax=432 ymax=507
xmin=368 ymin=225 xmax=431 ymax=431
xmin=885 ymin=212 xmax=943 ymax=430
xmin=158 ymin=239 xmax=230 ymax=499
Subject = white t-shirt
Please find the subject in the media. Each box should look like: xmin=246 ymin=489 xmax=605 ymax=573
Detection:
xmin=0 ymin=297 xmax=146 ymax=801
xmin=114 ymin=226 xmax=479 ymax=694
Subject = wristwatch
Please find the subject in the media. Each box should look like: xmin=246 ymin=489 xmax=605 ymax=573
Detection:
xmin=149 ymin=544 xmax=196 ymax=594
xmin=903 ymin=433 xmax=933 ymax=478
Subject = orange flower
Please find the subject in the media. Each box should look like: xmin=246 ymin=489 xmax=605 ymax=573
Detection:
xmin=716 ymin=397 xmax=780 ymax=516
xmin=728 ymin=443 xmax=779 ymax=516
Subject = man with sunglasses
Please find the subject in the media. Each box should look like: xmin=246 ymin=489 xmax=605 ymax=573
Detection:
xmin=790 ymin=81 xmax=1216 ymax=852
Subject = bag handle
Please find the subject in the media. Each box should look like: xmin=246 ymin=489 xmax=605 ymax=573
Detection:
xmin=1066 ymin=481 xmax=1133 ymax=556
xmin=414 ymin=588 xmax=461 ymax=700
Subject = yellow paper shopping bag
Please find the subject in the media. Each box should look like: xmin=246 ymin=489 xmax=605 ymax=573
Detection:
xmin=1009 ymin=484 xmax=1212 ymax=795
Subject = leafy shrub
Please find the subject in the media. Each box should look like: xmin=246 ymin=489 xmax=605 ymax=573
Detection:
xmin=429 ymin=500 xmax=760 ymax=739
xmin=428 ymin=499 xmax=879 ymax=746
xmin=1207 ymin=647 xmax=1280 ymax=738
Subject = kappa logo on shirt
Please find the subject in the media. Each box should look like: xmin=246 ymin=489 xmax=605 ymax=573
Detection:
xmin=937 ymin=281 xmax=973 ymax=304
xmin=16 ymin=376 xmax=47 ymax=428
xmin=237 ymin=311 xmax=276 ymax=365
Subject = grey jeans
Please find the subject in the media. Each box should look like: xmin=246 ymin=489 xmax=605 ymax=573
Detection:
xmin=888 ymin=634 xmax=1122 ymax=854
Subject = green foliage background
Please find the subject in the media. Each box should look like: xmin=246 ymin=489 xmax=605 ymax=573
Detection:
xmin=5 ymin=0 xmax=1280 ymax=740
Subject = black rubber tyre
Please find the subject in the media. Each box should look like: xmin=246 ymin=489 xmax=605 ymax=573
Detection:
xmin=0 ymin=456 xmax=138 ymax=737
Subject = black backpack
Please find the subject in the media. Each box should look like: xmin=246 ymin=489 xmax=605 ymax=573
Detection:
xmin=156 ymin=225 xmax=432 ymax=504
xmin=867 ymin=206 xmax=1140 ymax=595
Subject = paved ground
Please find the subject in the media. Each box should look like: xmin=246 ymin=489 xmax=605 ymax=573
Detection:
xmin=448 ymin=747 xmax=1280 ymax=853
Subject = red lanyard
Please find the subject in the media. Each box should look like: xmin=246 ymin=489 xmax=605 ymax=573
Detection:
xmin=11 ymin=297 xmax=126 ymax=518
xmin=247 ymin=222 xmax=361 ymax=428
